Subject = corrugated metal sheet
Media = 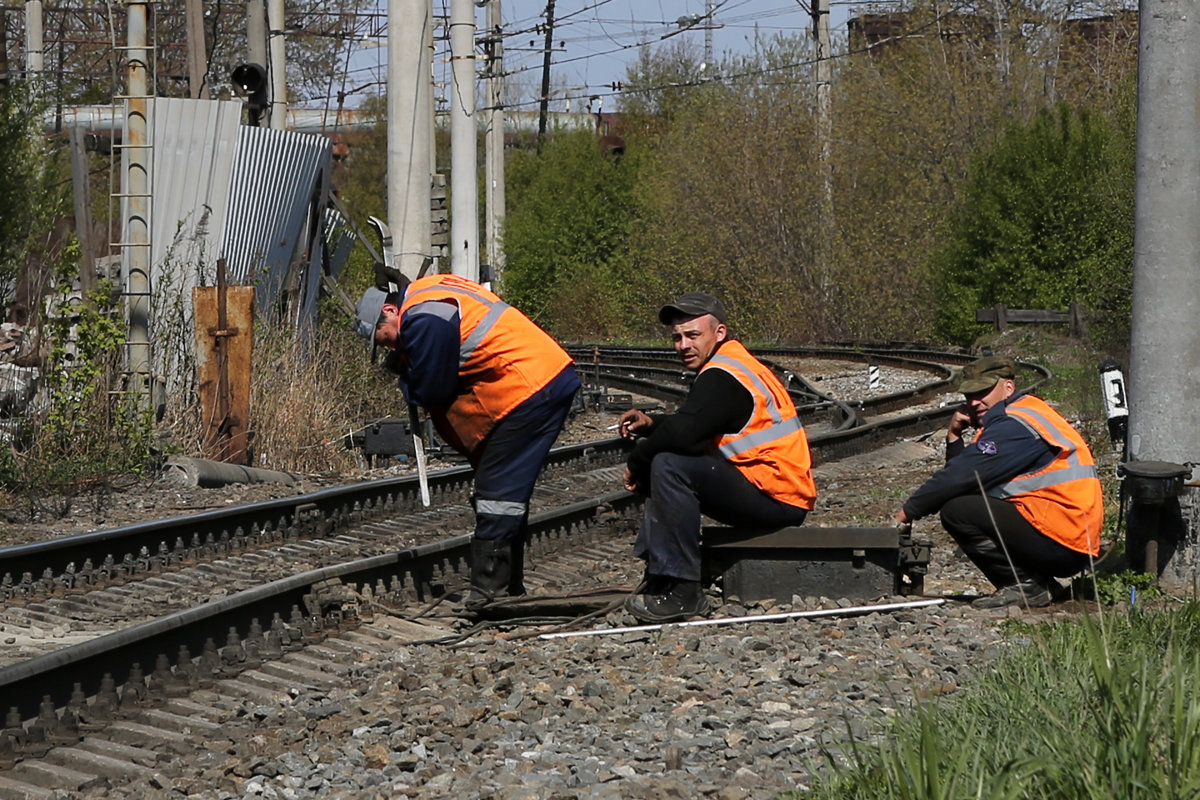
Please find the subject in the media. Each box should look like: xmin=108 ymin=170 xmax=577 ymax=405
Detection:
xmin=221 ymin=126 xmax=332 ymax=324
xmin=149 ymin=97 xmax=243 ymax=296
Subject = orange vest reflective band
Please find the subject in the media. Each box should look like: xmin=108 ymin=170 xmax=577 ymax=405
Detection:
xmin=400 ymin=275 xmax=573 ymax=454
xmin=700 ymin=340 xmax=817 ymax=511
xmin=984 ymin=395 xmax=1103 ymax=556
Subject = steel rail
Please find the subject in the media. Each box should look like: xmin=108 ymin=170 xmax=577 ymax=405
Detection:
xmin=0 ymin=345 xmax=1052 ymax=729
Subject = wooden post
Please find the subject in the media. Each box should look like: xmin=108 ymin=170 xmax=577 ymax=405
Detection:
xmin=1069 ymin=301 xmax=1087 ymax=339
xmin=194 ymin=260 xmax=254 ymax=464
xmin=993 ymin=303 xmax=1008 ymax=332
xmin=68 ymin=126 xmax=96 ymax=294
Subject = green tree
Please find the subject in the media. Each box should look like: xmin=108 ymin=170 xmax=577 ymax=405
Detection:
xmin=932 ymin=102 xmax=1133 ymax=344
xmin=0 ymin=83 xmax=69 ymax=304
xmin=501 ymin=128 xmax=642 ymax=340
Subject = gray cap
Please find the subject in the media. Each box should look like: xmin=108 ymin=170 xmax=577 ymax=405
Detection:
xmin=353 ymin=286 xmax=389 ymax=341
xmin=658 ymin=292 xmax=728 ymax=325
xmin=959 ymin=355 xmax=1017 ymax=394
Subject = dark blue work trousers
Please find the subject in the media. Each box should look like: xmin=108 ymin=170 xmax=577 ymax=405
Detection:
xmin=472 ymin=366 xmax=580 ymax=544
xmin=634 ymin=452 xmax=809 ymax=582
xmin=940 ymin=494 xmax=1092 ymax=588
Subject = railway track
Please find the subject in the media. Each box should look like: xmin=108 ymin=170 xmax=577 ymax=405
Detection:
xmin=0 ymin=346 xmax=1044 ymax=796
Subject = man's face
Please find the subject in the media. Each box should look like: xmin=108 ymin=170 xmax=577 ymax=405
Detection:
xmin=963 ymin=378 xmax=1015 ymax=425
xmin=671 ymin=314 xmax=727 ymax=370
xmin=373 ymin=303 xmax=402 ymax=350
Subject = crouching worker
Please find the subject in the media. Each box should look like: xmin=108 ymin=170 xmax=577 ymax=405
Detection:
xmin=620 ymin=293 xmax=816 ymax=623
xmin=895 ymin=356 xmax=1103 ymax=609
xmin=354 ymin=271 xmax=580 ymax=608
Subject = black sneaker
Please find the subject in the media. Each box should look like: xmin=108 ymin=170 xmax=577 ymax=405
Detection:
xmin=973 ymin=580 xmax=1053 ymax=609
xmin=624 ymin=579 xmax=709 ymax=623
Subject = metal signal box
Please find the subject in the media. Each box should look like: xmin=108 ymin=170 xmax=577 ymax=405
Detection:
xmin=701 ymin=526 xmax=932 ymax=602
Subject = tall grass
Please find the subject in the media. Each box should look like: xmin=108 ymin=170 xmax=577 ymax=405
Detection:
xmin=159 ymin=316 xmax=401 ymax=476
xmin=807 ymin=602 xmax=1200 ymax=799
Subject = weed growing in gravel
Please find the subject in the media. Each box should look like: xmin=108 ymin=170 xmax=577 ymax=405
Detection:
xmin=804 ymin=602 xmax=1200 ymax=799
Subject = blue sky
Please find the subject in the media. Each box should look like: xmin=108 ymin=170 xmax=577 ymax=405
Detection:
xmin=346 ymin=1 xmax=858 ymax=111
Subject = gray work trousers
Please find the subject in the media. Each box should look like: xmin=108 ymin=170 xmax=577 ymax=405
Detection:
xmin=633 ymin=452 xmax=808 ymax=582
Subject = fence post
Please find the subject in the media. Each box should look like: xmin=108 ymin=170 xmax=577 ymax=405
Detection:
xmin=1069 ymin=301 xmax=1087 ymax=339
xmin=993 ymin=304 xmax=1008 ymax=332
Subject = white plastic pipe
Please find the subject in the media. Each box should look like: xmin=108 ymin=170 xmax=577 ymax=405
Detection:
xmin=539 ymin=598 xmax=945 ymax=639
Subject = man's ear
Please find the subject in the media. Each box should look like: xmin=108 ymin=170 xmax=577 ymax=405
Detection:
xmin=715 ymin=322 xmax=728 ymax=341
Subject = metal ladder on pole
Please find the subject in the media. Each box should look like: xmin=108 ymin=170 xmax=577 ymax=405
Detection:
xmin=108 ymin=0 xmax=156 ymax=407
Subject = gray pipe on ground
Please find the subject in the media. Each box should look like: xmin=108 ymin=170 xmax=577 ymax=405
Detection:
xmin=164 ymin=455 xmax=299 ymax=488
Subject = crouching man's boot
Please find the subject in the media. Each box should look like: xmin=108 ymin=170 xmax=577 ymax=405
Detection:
xmin=464 ymin=538 xmax=517 ymax=610
xmin=624 ymin=577 xmax=709 ymax=623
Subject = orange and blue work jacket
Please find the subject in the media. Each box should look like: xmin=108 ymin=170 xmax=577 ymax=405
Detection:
xmin=983 ymin=395 xmax=1104 ymax=555
xmin=699 ymin=340 xmax=817 ymax=510
xmin=399 ymin=275 xmax=573 ymax=455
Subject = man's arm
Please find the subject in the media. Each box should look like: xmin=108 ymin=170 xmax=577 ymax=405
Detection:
xmin=400 ymin=300 xmax=461 ymax=408
xmin=625 ymin=369 xmax=753 ymax=488
xmin=899 ymin=410 xmax=1056 ymax=521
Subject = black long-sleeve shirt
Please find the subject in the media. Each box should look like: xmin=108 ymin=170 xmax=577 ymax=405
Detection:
xmin=626 ymin=347 xmax=754 ymax=485
xmin=901 ymin=393 xmax=1058 ymax=520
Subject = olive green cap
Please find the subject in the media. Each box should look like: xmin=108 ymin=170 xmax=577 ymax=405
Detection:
xmin=959 ymin=356 xmax=1017 ymax=394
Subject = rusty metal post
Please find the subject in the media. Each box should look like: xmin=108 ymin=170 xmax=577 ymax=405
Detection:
xmin=194 ymin=260 xmax=254 ymax=465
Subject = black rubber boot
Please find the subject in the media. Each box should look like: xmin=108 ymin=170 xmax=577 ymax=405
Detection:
xmin=508 ymin=536 xmax=527 ymax=597
xmin=464 ymin=539 xmax=513 ymax=610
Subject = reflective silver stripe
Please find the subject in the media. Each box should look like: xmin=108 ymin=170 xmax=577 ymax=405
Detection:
xmin=719 ymin=416 xmax=803 ymax=458
xmin=705 ymin=356 xmax=782 ymax=424
xmin=476 ymin=499 xmax=528 ymax=516
xmin=1008 ymin=404 xmax=1083 ymax=467
xmin=460 ymin=302 xmax=508 ymax=368
xmin=404 ymin=284 xmax=510 ymax=368
xmin=987 ymin=464 xmax=1100 ymax=499
xmin=1010 ymin=405 xmax=1075 ymax=452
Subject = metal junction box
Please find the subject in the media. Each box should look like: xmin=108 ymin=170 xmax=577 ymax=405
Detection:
xmin=363 ymin=418 xmax=415 ymax=457
xmin=701 ymin=526 xmax=932 ymax=602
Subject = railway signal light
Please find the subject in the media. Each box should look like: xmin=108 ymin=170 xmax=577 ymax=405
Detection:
xmin=231 ymin=63 xmax=268 ymax=126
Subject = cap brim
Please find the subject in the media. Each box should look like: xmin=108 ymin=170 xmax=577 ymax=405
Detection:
xmin=960 ymin=376 xmax=1000 ymax=394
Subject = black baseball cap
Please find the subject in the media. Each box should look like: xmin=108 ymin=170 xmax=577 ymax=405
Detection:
xmin=658 ymin=292 xmax=728 ymax=325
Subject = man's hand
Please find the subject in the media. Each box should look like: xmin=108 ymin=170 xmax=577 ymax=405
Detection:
xmin=894 ymin=508 xmax=912 ymax=525
xmin=618 ymin=409 xmax=654 ymax=440
xmin=623 ymin=466 xmax=640 ymax=492
xmin=946 ymin=407 xmax=973 ymax=443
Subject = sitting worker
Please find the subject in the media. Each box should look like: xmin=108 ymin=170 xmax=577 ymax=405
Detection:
xmin=895 ymin=355 xmax=1103 ymax=608
xmin=619 ymin=292 xmax=816 ymax=623
xmin=354 ymin=269 xmax=580 ymax=608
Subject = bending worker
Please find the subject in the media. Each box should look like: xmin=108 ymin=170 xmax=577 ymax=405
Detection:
xmin=354 ymin=271 xmax=580 ymax=608
xmin=895 ymin=356 xmax=1103 ymax=609
xmin=619 ymin=292 xmax=816 ymax=623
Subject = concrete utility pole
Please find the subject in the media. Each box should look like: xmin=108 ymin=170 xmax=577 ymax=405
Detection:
xmin=704 ymin=1 xmax=714 ymax=67
xmin=537 ymin=0 xmax=555 ymax=147
xmin=388 ymin=0 xmax=433 ymax=280
xmin=185 ymin=0 xmax=209 ymax=98
xmin=449 ymin=0 xmax=479 ymax=280
xmin=484 ymin=0 xmax=505 ymax=288
xmin=1127 ymin=0 xmax=1200 ymax=582
xmin=124 ymin=0 xmax=152 ymax=400
xmin=267 ymin=0 xmax=286 ymax=129
xmin=246 ymin=0 xmax=268 ymax=73
xmin=812 ymin=0 xmax=834 ymax=294
xmin=24 ymin=0 xmax=43 ymax=84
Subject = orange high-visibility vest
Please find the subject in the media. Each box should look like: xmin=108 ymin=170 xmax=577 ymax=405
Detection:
xmin=400 ymin=275 xmax=573 ymax=455
xmin=700 ymin=340 xmax=817 ymax=510
xmin=984 ymin=395 xmax=1103 ymax=556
